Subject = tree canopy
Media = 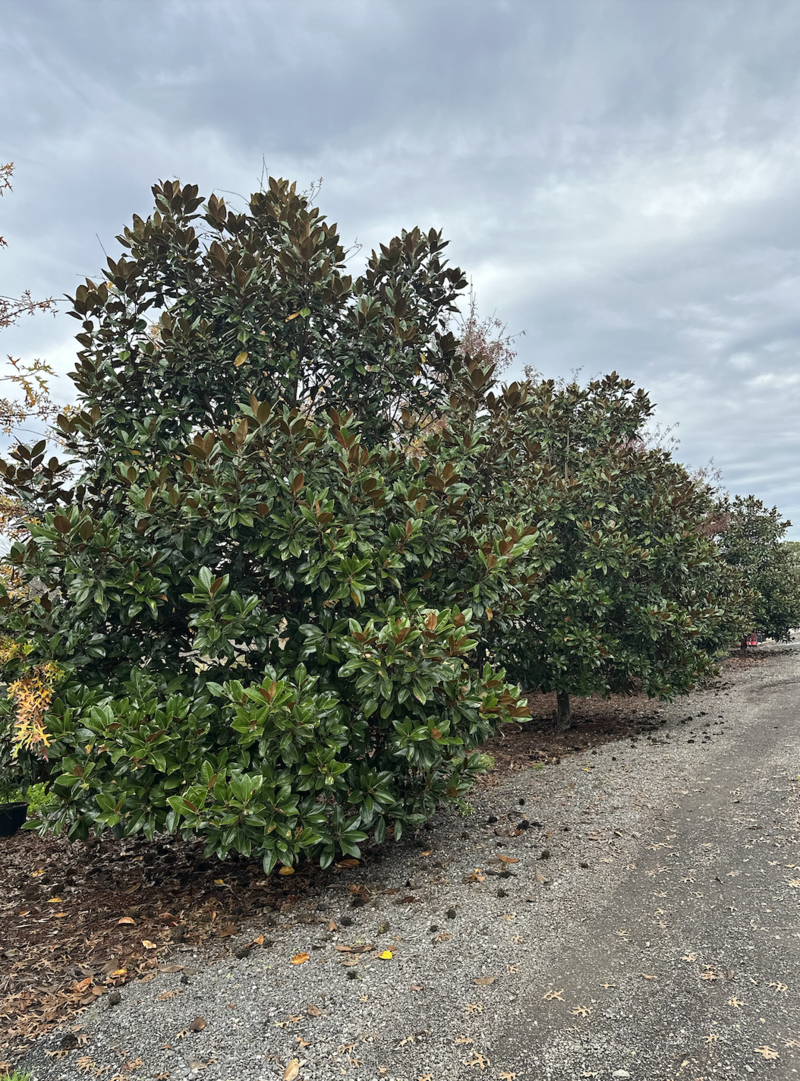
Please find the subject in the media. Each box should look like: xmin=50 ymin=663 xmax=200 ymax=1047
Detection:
xmin=0 ymin=179 xmax=530 ymax=869
xmin=716 ymin=494 xmax=800 ymax=643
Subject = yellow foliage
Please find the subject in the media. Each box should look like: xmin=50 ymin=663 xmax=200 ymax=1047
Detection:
xmin=7 ymin=660 xmax=60 ymax=757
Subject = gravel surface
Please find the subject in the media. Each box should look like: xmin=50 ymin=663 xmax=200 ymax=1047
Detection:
xmin=18 ymin=643 xmax=800 ymax=1081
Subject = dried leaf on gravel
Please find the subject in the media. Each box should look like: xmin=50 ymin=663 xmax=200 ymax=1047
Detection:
xmin=291 ymin=952 xmax=310 ymax=965
xmin=307 ymin=1004 xmax=322 ymax=1017
xmin=755 ymin=1046 xmax=780 ymax=1060
xmin=497 ymin=855 xmax=519 ymax=864
xmin=543 ymin=989 xmax=564 ymax=1001
xmin=117 ymin=916 xmax=135 ymax=925
xmin=282 ymin=1060 xmax=300 ymax=1081
xmin=189 ymin=1016 xmax=206 ymax=1032
xmin=474 ymin=976 xmax=495 ymax=986
xmin=142 ymin=940 xmax=158 ymax=950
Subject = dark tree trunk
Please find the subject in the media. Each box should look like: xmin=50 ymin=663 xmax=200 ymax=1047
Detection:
xmin=555 ymin=690 xmax=571 ymax=732
xmin=740 ymin=636 xmax=748 ymax=654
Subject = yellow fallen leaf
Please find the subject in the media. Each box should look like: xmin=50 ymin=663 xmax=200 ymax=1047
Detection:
xmin=142 ymin=940 xmax=158 ymax=950
xmin=291 ymin=952 xmax=310 ymax=965
xmin=118 ymin=916 xmax=136 ymax=925
xmin=420 ymin=850 xmax=434 ymax=857
xmin=283 ymin=1060 xmax=300 ymax=1081
xmin=278 ymin=866 xmax=295 ymax=876
xmin=32 ymin=869 xmax=45 ymax=877
xmin=111 ymin=968 xmax=127 ymax=978
xmin=379 ymin=950 xmax=394 ymax=960
xmin=47 ymin=897 xmax=62 ymax=903
xmin=214 ymin=878 xmax=225 ymax=886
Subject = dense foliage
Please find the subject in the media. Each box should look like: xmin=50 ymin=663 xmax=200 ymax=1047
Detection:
xmin=0 ymin=174 xmax=781 ymax=868
xmin=0 ymin=179 xmax=530 ymax=869
xmin=455 ymin=375 xmax=752 ymax=727
xmin=716 ymin=495 xmax=800 ymax=643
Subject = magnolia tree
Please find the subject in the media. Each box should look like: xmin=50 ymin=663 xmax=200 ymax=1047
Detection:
xmin=0 ymin=179 xmax=531 ymax=870
xmin=448 ymin=373 xmax=752 ymax=729
xmin=715 ymin=494 xmax=800 ymax=644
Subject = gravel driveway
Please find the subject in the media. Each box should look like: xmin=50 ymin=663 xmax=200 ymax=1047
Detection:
xmin=19 ymin=643 xmax=800 ymax=1081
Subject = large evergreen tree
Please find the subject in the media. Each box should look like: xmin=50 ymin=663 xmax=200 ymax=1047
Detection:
xmin=0 ymin=179 xmax=530 ymax=869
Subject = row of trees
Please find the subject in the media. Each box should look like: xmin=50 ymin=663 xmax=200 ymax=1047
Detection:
xmin=1 ymin=176 xmax=798 ymax=870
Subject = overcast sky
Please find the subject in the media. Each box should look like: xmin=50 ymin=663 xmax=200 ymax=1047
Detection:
xmin=3 ymin=0 xmax=800 ymax=530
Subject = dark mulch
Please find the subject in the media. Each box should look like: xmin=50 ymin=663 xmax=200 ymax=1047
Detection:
xmin=0 ymin=647 xmax=773 ymax=1064
xmin=0 ymin=832 xmax=312 ymax=1064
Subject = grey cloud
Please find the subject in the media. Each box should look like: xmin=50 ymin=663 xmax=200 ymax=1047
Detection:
xmin=3 ymin=0 xmax=800 ymax=527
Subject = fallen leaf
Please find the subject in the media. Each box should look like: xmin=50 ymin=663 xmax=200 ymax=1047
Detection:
xmin=410 ymin=984 xmax=423 ymax=991
xmin=214 ymin=878 xmax=225 ymax=886
xmin=497 ymin=855 xmax=519 ymax=864
xmin=543 ymin=989 xmax=564 ymax=1001
xmin=379 ymin=950 xmax=394 ymax=960
xmin=253 ymin=934 xmax=265 ymax=946
xmin=328 ymin=921 xmax=338 ymax=932
xmin=474 ymin=976 xmax=495 ymax=986
xmin=336 ymin=858 xmax=360 ymax=869
xmin=291 ymin=952 xmax=310 ymax=965
xmin=307 ymin=1004 xmax=322 ymax=1017
xmin=53 ymin=912 xmax=69 ymax=918
xmin=47 ymin=897 xmax=63 ymax=903
xmin=278 ymin=866 xmax=295 ymax=876
xmin=466 ymin=1053 xmax=491 ymax=1069
xmin=420 ymin=850 xmax=434 ymax=857
xmin=189 ymin=1016 xmax=206 ymax=1032
xmin=214 ymin=923 xmax=240 ymax=938
xmin=640 ymin=973 xmax=658 ymax=980
xmin=142 ymin=940 xmax=158 ymax=950
xmin=755 ymin=1046 xmax=779 ymax=1060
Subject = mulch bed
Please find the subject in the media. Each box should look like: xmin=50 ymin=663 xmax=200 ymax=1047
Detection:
xmin=0 ymin=648 xmax=772 ymax=1064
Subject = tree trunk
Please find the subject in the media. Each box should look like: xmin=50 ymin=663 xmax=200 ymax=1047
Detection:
xmin=740 ymin=636 xmax=748 ymax=654
xmin=555 ymin=690 xmax=571 ymax=732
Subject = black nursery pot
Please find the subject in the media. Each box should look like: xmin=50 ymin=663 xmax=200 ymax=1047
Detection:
xmin=0 ymin=801 xmax=27 ymax=837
